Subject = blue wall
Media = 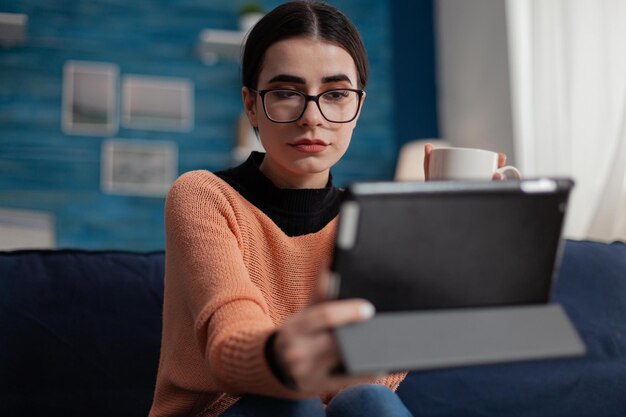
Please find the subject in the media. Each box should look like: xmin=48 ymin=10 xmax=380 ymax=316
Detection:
xmin=391 ymin=0 xmax=439 ymax=148
xmin=0 ymin=0 xmax=436 ymax=251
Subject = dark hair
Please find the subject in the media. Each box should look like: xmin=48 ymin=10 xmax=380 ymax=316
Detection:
xmin=242 ymin=1 xmax=369 ymax=90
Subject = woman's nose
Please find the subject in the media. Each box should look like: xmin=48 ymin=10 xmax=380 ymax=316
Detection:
xmin=298 ymin=100 xmax=325 ymax=127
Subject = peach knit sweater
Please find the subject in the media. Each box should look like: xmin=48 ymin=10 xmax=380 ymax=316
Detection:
xmin=149 ymin=170 xmax=407 ymax=417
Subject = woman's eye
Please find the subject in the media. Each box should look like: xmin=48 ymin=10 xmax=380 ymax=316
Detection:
xmin=270 ymin=90 xmax=300 ymax=100
xmin=324 ymin=90 xmax=350 ymax=101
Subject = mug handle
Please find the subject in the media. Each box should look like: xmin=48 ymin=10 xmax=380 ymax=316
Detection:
xmin=495 ymin=165 xmax=521 ymax=180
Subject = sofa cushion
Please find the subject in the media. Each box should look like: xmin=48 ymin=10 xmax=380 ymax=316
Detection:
xmin=397 ymin=240 xmax=626 ymax=417
xmin=0 ymin=250 xmax=164 ymax=417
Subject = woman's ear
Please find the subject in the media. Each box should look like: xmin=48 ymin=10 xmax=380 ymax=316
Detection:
xmin=242 ymin=87 xmax=258 ymax=128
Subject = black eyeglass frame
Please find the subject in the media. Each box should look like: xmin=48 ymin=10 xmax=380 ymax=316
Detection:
xmin=249 ymin=88 xmax=365 ymax=124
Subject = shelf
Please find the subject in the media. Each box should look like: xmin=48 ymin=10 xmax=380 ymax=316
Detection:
xmin=198 ymin=29 xmax=246 ymax=64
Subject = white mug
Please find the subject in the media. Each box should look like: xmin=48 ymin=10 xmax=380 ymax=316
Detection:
xmin=428 ymin=147 xmax=521 ymax=180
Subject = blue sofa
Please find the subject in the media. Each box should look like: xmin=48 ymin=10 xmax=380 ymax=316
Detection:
xmin=1 ymin=240 xmax=625 ymax=416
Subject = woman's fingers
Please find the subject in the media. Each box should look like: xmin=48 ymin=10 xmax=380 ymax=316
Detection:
xmin=423 ymin=143 xmax=434 ymax=180
xmin=498 ymin=152 xmax=507 ymax=167
xmin=296 ymin=299 xmax=375 ymax=334
xmin=294 ymin=328 xmax=337 ymax=357
xmin=493 ymin=153 xmax=508 ymax=180
xmin=273 ymin=299 xmax=377 ymax=393
xmin=273 ymin=300 xmax=376 ymax=392
xmin=277 ymin=325 xmax=347 ymax=393
xmin=281 ymin=330 xmax=336 ymax=369
xmin=291 ymin=339 xmax=340 ymax=390
xmin=291 ymin=343 xmax=379 ymax=394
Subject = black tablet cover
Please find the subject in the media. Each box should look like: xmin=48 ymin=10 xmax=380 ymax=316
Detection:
xmin=329 ymin=178 xmax=574 ymax=312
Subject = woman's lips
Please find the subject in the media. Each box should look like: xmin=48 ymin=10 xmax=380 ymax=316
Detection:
xmin=291 ymin=139 xmax=328 ymax=153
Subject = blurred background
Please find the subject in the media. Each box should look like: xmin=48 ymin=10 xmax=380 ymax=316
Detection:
xmin=1 ymin=0 xmax=625 ymax=251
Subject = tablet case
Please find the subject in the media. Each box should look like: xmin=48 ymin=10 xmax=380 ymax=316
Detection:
xmin=335 ymin=304 xmax=585 ymax=374
xmin=328 ymin=178 xmax=585 ymax=374
xmin=329 ymin=179 xmax=574 ymax=312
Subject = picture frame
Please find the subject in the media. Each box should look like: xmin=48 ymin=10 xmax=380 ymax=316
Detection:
xmin=0 ymin=208 xmax=55 ymax=250
xmin=62 ymin=60 xmax=119 ymax=135
xmin=101 ymin=139 xmax=178 ymax=197
xmin=122 ymin=75 xmax=194 ymax=132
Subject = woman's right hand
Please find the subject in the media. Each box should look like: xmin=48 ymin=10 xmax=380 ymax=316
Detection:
xmin=272 ymin=297 xmax=377 ymax=394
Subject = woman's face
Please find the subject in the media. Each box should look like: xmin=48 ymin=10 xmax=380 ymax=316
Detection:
xmin=242 ymin=37 xmax=364 ymax=189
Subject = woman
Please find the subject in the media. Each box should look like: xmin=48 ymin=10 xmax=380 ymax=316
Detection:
xmin=149 ymin=2 xmax=414 ymax=416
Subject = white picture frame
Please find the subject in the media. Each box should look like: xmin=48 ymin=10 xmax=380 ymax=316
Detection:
xmin=122 ymin=75 xmax=194 ymax=132
xmin=101 ymin=139 xmax=178 ymax=197
xmin=62 ymin=60 xmax=119 ymax=135
xmin=0 ymin=208 xmax=55 ymax=250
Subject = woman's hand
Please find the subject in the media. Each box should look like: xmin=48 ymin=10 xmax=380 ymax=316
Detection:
xmin=272 ymin=272 xmax=377 ymax=394
xmin=423 ymin=143 xmax=434 ymax=180
xmin=491 ymin=152 xmax=508 ymax=180
xmin=423 ymin=143 xmax=508 ymax=180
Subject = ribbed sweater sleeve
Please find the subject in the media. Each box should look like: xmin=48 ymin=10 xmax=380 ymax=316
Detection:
xmin=166 ymin=175 xmax=310 ymax=397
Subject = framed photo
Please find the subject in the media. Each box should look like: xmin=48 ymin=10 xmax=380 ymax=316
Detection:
xmin=62 ymin=60 xmax=118 ymax=135
xmin=101 ymin=139 xmax=178 ymax=197
xmin=0 ymin=208 xmax=55 ymax=250
xmin=122 ymin=75 xmax=194 ymax=132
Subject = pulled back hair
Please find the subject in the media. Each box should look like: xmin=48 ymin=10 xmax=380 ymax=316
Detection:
xmin=241 ymin=1 xmax=369 ymax=90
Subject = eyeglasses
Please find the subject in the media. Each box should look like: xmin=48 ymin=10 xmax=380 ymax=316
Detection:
xmin=251 ymin=88 xmax=365 ymax=123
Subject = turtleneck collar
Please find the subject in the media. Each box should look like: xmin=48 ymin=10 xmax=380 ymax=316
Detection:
xmin=214 ymin=152 xmax=343 ymax=236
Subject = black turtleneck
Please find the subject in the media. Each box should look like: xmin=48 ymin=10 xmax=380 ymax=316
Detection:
xmin=215 ymin=152 xmax=343 ymax=237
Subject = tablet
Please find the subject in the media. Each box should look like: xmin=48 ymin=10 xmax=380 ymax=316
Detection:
xmin=328 ymin=178 xmax=574 ymax=312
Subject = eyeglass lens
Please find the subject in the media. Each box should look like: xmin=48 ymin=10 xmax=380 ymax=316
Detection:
xmin=263 ymin=90 xmax=360 ymax=123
